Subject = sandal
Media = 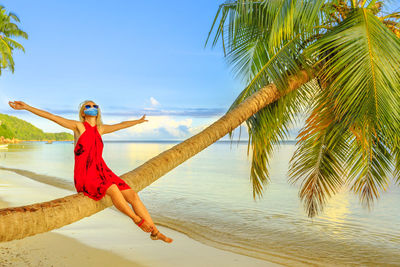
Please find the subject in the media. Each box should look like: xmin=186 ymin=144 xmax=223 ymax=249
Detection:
xmin=150 ymin=230 xmax=173 ymax=243
xmin=150 ymin=230 xmax=160 ymax=240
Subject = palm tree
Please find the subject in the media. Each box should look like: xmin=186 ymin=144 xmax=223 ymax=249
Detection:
xmin=205 ymin=0 xmax=400 ymax=218
xmin=1 ymin=0 xmax=400 ymax=242
xmin=0 ymin=5 xmax=28 ymax=74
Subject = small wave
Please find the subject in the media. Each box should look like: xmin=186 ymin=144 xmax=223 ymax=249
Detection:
xmin=149 ymin=213 xmax=400 ymax=267
xmin=149 ymin=214 xmax=324 ymax=267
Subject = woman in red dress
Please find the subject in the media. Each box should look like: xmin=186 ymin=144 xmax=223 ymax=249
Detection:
xmin=8 ymin=99 xmax=173 ymax=243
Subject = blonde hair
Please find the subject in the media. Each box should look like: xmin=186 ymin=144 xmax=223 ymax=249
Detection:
xmin=78 ymin=99 xmax=103 ymax=126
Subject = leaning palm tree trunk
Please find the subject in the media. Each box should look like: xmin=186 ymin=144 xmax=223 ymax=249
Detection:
xmin=0 ymin=70 xmax=311 ymax=243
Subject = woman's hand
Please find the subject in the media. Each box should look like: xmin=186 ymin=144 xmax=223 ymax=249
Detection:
xmin=101 ymin=116 xmax=148 ymax=135
xmin=138 ymin=114 xmax=148 ymax=123
xmin=8 ymin=101 xmax=78 ymax=131
xmin=9 ymin=100 xmax=30 ymax=110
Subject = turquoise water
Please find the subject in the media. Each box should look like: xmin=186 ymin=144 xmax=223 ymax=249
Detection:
xmin=1 ymin=140 xmax=399 ymax=266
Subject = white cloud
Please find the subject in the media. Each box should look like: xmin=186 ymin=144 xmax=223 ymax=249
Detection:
xmin=102 ymin=115 xmax=251 ymax=141
xmin=149 ymin=96 xmax=160 ymax=106
xmin=103 ymin=115 xmax=199 ymax=140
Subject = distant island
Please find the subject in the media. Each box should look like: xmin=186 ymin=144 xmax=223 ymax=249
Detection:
xmin=0 ymin=113 xmax=73 ymax=144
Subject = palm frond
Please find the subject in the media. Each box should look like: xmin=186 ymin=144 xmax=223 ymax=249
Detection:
xmin=393 ymin=134 xmax=400 ymax=185
xmin=245 ymin=80 xmax=313 ymax=199
xmin=288 ymin=83 xmax=350 ymax=218
xmin=207 ymin=1 xmax=400 ymax=217
xmin=206 ymin=0 xmax=327 ymax=96
xmin=345 ymin=126 xmax=393 ymax=209
xmin=225 ymin=35 xmax=307 ymax=113
xmin=304 ymin=7 xmax=400 ymax=210
xmin=2 ymin=36 xmax=25 ymax=52
xmin=0 ymin=5 xmax=27 ymax=74
xmin=306 ymin=8 xmax=400 ymax=136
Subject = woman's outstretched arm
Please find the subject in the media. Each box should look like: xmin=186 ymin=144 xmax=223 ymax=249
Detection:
xmin=8 ymin=100 xmax=78 ymax=131
xmin=101 ymin=114 xmax=148 ymax=135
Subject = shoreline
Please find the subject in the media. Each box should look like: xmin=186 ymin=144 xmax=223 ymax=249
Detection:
xmin=0 ymin=169 xmax=282 ymax=267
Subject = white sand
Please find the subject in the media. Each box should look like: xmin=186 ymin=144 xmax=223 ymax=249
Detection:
xmin=0 ymin=170 xmax=282 ymax=266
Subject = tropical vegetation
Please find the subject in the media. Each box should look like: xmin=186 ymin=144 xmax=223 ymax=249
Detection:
xmin=0 ymin=113 xmax=73 ymax=141
xmin=0 ymin=5 xmax=27 ymax=74
xmin=206 ymin=0 xmax=400 ymax=217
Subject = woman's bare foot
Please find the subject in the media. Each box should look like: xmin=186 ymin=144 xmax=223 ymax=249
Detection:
xmin=133 ymin=217 xmax=153 ymax=233
xmin=150 ymin=229 xmax=173 ymax=243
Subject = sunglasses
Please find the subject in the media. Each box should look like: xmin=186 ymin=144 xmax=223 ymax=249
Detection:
xmin=85 ymin=104 xmax=99 ymax=109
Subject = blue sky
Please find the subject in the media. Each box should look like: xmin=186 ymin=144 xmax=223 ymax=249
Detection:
xmin=1 ymin=1 xmax=400 ymax=141
xmin=0 ymin=0 xmax=248 ymax=141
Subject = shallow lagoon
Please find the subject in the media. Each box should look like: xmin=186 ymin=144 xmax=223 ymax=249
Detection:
xmin=1 ymin=140 xmax=399 ymax=266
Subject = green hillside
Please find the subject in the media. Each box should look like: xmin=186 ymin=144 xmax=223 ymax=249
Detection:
xmin=0 ymin=113 xmax=73 ymax=141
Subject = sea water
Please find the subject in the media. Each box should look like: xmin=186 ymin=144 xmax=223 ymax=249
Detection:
xmin=1 ymin=140 xmax=399 ymax=266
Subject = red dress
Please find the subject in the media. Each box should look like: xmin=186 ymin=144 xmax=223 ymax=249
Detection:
xmin=74 ymin=121 xmax=131 ymax=200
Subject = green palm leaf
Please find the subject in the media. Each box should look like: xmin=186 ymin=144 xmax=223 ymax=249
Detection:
xmin=0 ymin=5 xmax=28 ymax=74
xmin=245 ymin=82 xmax=313 ymax=199
xmin=294 ymin=7 xmax=400 ymax=214
xmin=206 ymin=0 xmax=328 ymax=199
xmin=288 ymin=83 xmax=351 ymax=218
xmin=345 ymin=127 xmax=393 ymax=209
xmin=208 ymin=1 xmax=400 ymax=217
xmin=306 ymin=8 xmax=400 ymax=129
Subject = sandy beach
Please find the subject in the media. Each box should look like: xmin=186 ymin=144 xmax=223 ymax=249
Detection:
xmin=0 ymin=169 xmax=282 ymax=267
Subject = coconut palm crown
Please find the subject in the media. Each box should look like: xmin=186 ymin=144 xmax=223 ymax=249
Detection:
xmin=206 ymin=0 xmax=400 ymax=218
xmin=0 ymin=5 xmax=28 ymax=74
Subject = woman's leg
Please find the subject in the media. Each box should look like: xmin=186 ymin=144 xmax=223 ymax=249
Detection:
xmin=105 ymin=184 xmax=153 ymax=233
xmin=120 ymin=188 xmax=173 ymax=243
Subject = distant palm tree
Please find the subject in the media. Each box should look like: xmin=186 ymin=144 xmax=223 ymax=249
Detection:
xmin=206 ymin=0 xmax=400 ymax=217
xmin=0 ymin=5 xmax=28 ymax=74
